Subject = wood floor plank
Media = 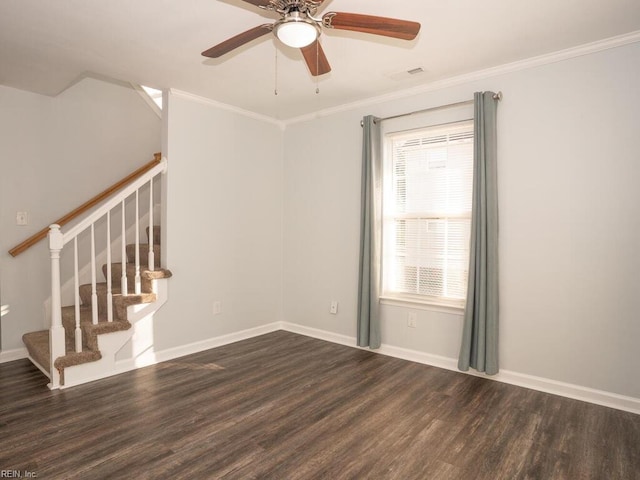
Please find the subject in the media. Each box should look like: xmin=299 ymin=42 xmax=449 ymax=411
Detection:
xmin=1 ymin=330 xmax=639 ymax=479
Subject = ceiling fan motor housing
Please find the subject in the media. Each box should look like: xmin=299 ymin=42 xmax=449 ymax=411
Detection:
xmin=266 ymin=0 xmax=321 ymax=16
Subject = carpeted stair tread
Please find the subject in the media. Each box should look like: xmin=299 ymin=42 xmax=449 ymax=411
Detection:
xmin=55 ymin=351 xmax=102 ymax=386
xmin=78 ymin=282 xmax=144 ymax=307
xmin=102 ymin=262 xmax=168 ymax=278
xmin=101 ymin=263 xmax=162 ymax=291
xmin=125 ymin=243 xmax=161 ymax=266
xmin=78 ymin=283 xmax=127 ymax=307
xmin=143 ymin=268 xmax=172 ymax=280
xmin=125 ymin=225 xmax=161 ymax=265
xmin=63 ymin=290 xmax=156 ymax=328
xmin=22 ymin=328 xmax=105 ymax=376
xmin=100 ymin=264 xmax=172 ymax=294
xmin=56 ymin=332 xmax=102 ymax=384
xmin=61 ymin=305 xmax=132 ymax=347
xmin=61 ymin=304 xmax=137 ymax=328
xmin=77 ymin=287 xmax=157 ymax=306
xmin=147 ymin=225 xmax=161 ymax=246
xmin=22 ymin=330 xmax=51 ymax=374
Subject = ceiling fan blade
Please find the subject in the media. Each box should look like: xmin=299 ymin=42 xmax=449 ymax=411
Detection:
xmin=202 ymin=24 xmax=273 ymax=58
xmin=323 ymin=12 xmax=420 ymax=40
xmin=300 ymin=40 xmax=331 ymax=76
xmin=239 ymin=0 xmax=272 ymax=7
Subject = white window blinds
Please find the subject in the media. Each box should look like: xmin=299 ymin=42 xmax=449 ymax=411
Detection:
xmin=383 ymin=120 xmax=474 ymax=305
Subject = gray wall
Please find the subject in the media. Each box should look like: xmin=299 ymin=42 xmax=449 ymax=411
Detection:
xmin=3 ymin=40 xmax=639 ymax=405
xmin=282 ymin=42 xmax=640 ymax=399
xmin=151 ymin=92 xmax=284 ymax=350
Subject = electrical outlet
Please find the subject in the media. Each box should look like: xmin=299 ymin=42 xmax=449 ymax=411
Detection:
xmin=213 ymin=301 xmax=221 ymax=315
xmin=407 ymin=312 xmax=417 ymax=328
xmin=330 ymin=300 xmax=338 ymax=315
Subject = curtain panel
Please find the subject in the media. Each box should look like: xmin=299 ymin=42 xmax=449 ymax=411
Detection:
xmin=357 ymin=115 xmax=382 ymax=349
xmin=458 ymin=91 xmax=500 ymax=375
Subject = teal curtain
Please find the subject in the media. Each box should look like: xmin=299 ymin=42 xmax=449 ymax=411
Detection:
xmin=458 ymin=92 xmax=500 ymax=375
xmin=357 ymin=116 xmax=382 ymax=349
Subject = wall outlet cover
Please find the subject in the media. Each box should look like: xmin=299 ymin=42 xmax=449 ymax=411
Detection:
xmin=330 ymin=300 xmax=338 ymax=315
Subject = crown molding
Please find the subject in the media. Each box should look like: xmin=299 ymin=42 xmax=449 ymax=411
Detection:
xmin=169 ymin=89 xmax=286 ymax=130
xmin=283 ymin=30 xmax=640 ymax=126
xmin=54 ymin=71 xmax=135 ymax=97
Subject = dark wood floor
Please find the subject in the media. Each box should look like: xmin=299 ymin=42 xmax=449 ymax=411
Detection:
xmin=1 ymin=331 xmax=639 ymax=479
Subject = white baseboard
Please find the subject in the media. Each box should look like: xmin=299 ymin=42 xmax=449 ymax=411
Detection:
xmin=281 ymin=322 xmax=355 ymax=348
xmin=491 ymin=369 xmax=640 ymax=415
xmin=152 ymin=322 xmax=283 ymax=364
xmin=23 ymin=319 xmax=639 ymax=415
xmin=280 ymin=322 xmax=640 ymax=415
xmin=114 ymin=322 xmax=283 ymax=374
xmin=0 ymin=348 xmax=28 ymax=364
xmin=281 ymin=321 xmax=460 ymax=369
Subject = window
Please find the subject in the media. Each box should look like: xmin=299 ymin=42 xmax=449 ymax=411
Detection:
xmin=141 ymin=85 xmax=163 ymax=109
xmin=382 ymin=120 xmax=474 ymax=307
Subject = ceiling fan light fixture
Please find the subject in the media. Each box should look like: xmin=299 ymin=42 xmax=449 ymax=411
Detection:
xmin=274 ymin=12 xmax=319 ymax=48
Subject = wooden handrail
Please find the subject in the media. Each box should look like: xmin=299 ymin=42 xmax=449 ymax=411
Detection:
xmin=9 ymin=153 xmax=162 ymax=257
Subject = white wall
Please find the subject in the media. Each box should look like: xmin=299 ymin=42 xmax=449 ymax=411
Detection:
xmin=151 ymin=91 xmax=283 ymax=350
xmin=0 ymin=78 xmax=161 ymax=351
xmin=283 ymin=42 xmax=640 ymax=399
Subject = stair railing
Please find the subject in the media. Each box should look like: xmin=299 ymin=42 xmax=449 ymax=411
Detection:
xmin=47 ymin=157 xmax=167 ymax=388
xmin=9 ymin=153 xmax=163 ymax=257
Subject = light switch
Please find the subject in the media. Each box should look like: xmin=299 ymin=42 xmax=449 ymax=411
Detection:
xmin=16 ymin=212 xmax=28 ymax=226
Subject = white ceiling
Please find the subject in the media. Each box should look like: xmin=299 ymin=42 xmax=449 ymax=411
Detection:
xmin=1 ymin=0 xmax=640 ymax=120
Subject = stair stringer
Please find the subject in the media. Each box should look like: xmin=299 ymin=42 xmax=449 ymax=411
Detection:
xmin=29 ymin=354 xmax=51 ymax=381
xmin=59 ymin=278 xmax=169 ymax=389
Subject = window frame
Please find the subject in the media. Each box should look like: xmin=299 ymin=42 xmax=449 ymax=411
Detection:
xmin=380 ymin=112 xmax=474 ymax=311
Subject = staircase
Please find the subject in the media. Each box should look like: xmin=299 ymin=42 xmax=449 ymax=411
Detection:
xmin=22 ymin=227 xmax=171 ymax=387
xmin=17 ymin=155 xmax=170 ymax=389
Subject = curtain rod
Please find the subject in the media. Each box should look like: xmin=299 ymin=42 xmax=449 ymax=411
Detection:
xmin=361 ymin=91 xmax=502 ymax=126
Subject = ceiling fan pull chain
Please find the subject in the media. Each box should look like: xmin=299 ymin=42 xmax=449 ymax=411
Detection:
xmin=274 ymin=47 xmax=279 ymax=96
xmin=315 ymin=40 xmax=320 ymax=94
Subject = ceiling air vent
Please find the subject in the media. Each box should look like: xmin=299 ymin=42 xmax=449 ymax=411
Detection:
xmin=385 ymin=66 xmax=426 ymax=81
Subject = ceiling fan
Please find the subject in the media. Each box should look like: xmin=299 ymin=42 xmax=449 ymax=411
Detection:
xmin=201 ymin=0 xmax=421 ymax=76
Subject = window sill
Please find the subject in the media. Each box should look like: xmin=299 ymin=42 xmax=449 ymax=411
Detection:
xmin=380 ymin=295 xmax=465 ymax=315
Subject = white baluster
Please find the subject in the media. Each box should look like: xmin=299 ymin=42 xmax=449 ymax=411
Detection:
xmin=73 ymin=238 xmax=82 ymax=352
xmin=106 ymin=210 xmax=113 ymax=322
xmin=148 ymin=179 xmax=154 ymax=271
xmin=48 ymin=224 xmax=65 ymax=389
xmin=134 ymin=189 xmax=141 ymax=294
xmin=121 ymin=199 xmax=128 ymax=296
xmin=90 ymin=224 xmax=98 ymax=325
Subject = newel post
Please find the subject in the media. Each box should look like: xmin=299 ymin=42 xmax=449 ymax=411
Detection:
xmin=48 ymin=224 xmax=65 ymax=389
